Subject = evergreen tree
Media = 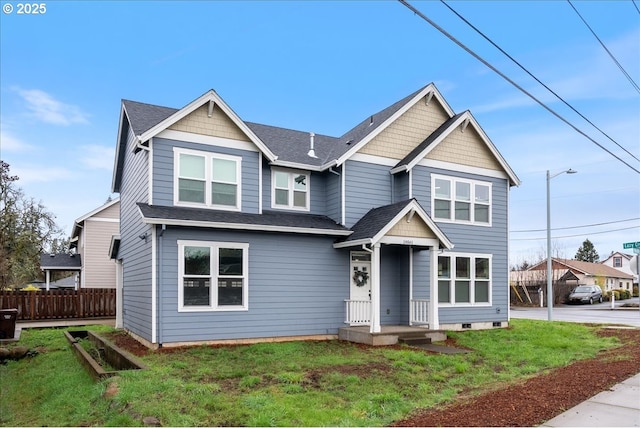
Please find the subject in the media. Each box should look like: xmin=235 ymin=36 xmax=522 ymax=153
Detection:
xmin=575 ymin=239 xmax=599 ymax=263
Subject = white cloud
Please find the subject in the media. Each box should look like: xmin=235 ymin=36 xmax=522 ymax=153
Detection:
xmin=81 ymin=145 xmax=115 ymax=170
xmin=14 ymin=88 xmax=90 ymax=126
xmin=0 ymin=130 xmax=33 ymax=152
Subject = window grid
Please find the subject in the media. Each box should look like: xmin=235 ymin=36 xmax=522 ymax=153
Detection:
xmin=438 ymin=254 xmax=491 ymax=305
xmin=271 ymin=169 xmax=310 ymax=211
xmin=174 ymin=148 xmax=242 ymax=211
xmin=432 ymin=175 xmax=492 ymax=226
xmin=178 ymin=241 xmax=249 ymax=312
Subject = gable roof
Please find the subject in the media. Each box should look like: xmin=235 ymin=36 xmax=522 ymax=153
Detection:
xmin=334 ymin=199 xmax=453 ymax=249
xmin=112 ymin=84 xmax=519 ymax=186
xmin=601 ymin=252 xmax=633 ymax=262
xmin=390 ymin=110 xmax=520 ymax=186
xmin=333 ymin=84 xmax=455 ymax=166
xmin=529 ymin=258 xmax=634 ymax=279
xmin=71 ymin=198 xmax=120 ymax=241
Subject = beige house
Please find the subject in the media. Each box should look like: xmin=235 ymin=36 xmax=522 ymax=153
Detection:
xmin=601 ymin=252 xmax=638 ymax=287
xmin=527 ymin=258 xmax=634 ymax=291
xmin=70 ymin=198 xmax=120 ymax=289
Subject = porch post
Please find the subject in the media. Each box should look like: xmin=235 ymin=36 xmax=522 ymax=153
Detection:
xmin=408 ymin=247 xmax=414 ymax=326
xmin=370 ymin=243 xmax=381 ymax=333
xmin=45 ymin=270 xmax=50 ymax=291
xmin=429 ymin=247 xmax=440 ymax=330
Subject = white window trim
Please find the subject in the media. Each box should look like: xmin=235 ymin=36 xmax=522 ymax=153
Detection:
xmin=437 ymin=252 xmax=492 ymax=307
xmin=270 ymin=167 xmax=310 ymax=211
xmin=177 ymin=240 xmax=249 ymax=312
xmin=431 ymin=174 xmax=492 ymax=227
xmin=173 ymin=147 xmax=242 ymax=211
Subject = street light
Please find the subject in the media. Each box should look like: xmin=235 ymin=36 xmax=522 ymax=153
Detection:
xmin=547 ymin=168 xmax=577 ymax=321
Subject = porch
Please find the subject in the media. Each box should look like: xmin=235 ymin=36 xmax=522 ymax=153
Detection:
xmin=341 ymin=298 xmax=446 ymax=346
xmin=338 ymin=325 xmax=447 ymax=346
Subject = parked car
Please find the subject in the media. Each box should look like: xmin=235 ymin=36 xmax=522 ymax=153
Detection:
xmin=568 ymin=285 xmax=603 ymax=305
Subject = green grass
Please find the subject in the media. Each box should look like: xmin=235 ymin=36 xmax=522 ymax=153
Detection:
xmin=0 ymin=320 xmax=620 ymax=427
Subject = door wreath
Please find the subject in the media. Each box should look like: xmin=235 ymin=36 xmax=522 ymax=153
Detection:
xmin=353 ymin=269 xmax=369 ymax=287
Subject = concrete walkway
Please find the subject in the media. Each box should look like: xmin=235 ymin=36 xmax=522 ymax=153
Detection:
xmin=542 ymin=372 xmax=640 ymax=427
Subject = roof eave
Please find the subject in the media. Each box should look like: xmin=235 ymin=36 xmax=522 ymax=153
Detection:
xmin=137 ymin=90 xmax=278 ymax=163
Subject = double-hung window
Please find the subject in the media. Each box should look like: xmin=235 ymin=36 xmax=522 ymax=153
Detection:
xmin=272 ymin=169 xmax=309 ymax=210
xmin=613 ymin=257 xmax=622 ymax=268
xmin=432 ymin=175 xmax=491 ymax=225
xmin=175 ymin=148 xmax=241 ymax=210
xmin=178 ymin=241 xmax=249 ymax=311
xmin=438 ymin=253 xmax=491 ymax=305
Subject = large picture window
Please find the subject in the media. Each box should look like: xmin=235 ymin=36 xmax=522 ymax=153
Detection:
xmin=438 ymin=253 xmax=491 ymax=305
xmin=178 ymin=241 xmax=249 ymax=311
xmin=174 ymin=148 xmax=241 ymax=210
xmin=432 ymin=175 xmax=491 ymax=225
xmin=271 ymin=168 xmax=309 ymax=210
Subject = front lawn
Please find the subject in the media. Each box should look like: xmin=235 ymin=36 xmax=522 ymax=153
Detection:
xmin=0 ymin=320 xmax=619 ymax=426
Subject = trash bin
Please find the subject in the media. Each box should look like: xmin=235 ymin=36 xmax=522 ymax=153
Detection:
xmin=0 ymin=309 xmax=18 ymax=339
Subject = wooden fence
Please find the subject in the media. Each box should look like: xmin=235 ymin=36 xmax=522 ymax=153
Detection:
xmin=0 ymin=289 xmax=116 ymax=320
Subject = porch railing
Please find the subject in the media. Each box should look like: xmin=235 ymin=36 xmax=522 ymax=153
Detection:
xmin=344 ymin=299 xmax=371 ymax=325
xmin=410 ymin=299 xmax=429 ymax=326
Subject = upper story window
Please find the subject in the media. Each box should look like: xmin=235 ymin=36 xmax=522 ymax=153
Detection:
xmin=613 ymin=257 xmax=622 ymax=267
xmin=174 ymin=148 xmax=241 ymax=211
xmin=271 ymin=168 xmax=309 ymax=211
xmin=438 ymin=253 xmax=491 ymax=306
xmin=432 ymin=174 xmax=491 ymax=226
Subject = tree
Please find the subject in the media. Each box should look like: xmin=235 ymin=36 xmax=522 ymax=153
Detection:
xmin=0 ymin=161 xmax=67 ymax=289
xmin=575 ymin=238 xmax=599 ymax=263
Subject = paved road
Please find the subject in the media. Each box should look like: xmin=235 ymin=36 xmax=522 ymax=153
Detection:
xmin=510 ymin=297 xmax=640 ymax=327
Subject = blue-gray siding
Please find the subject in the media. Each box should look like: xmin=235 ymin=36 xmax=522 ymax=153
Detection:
xmin=119 ymin=125 xmax=153 ymax=342
xmin=344 ymin=160 xmax=392 ymax=228
xmin=152 ymin=137 xmax=260 ymax=214
xmin=411 ymin=165 xmax=510 ymax=324
xmin=156 ymin=228 xmax=350 ymax=343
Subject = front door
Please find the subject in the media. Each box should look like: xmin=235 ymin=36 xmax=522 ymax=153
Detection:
xmin=350 ymin=251 xmax=371 ymax=301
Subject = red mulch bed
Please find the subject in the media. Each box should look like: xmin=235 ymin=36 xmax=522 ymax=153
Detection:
xmin=105 ymin=327 xmax=640 ymax=427
xmin=393 ymin=328 xmax=640 ymax=427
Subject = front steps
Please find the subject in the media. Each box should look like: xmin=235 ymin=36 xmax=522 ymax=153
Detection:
xmin=338 ymin=325 xmax=447 ymax=346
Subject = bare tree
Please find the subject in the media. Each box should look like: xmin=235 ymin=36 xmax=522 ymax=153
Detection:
xmin=0 ymin=161 xmax=66 ymax=288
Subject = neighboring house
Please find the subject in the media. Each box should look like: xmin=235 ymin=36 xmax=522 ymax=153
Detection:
xmin=110 ymin=83 xmax=520 ymax=348
xmin=527 ymin=258 xmax=634 ymax=291
xmin=601 ymin=252 xmax=638 ymax=286
xmin=70 ymin=198 xmax=120 ymax=289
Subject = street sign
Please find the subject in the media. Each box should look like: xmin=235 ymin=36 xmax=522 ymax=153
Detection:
xmin=622 ymin=242 xmax=640 ymax=249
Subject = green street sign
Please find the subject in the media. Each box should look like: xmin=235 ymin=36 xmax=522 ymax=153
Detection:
xmin=623 ymin=242 xmax=640 ymax=249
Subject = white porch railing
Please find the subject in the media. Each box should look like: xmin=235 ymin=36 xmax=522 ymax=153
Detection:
xmin=410 ymin=299 xmax=430 ymax=325
xmin=344 ymin=300 xmax=371 ymax=325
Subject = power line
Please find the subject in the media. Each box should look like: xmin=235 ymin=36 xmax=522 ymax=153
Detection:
xmin=511 ymin=225 xmax=639 ymax=241
xmin=397 ymin=0 xmax=640 ymax=174
xmin=568 ymin=0 xmax=640 ymax=94
xmin=633 ymin=0 xmax=640 ymax=16
xmin=512 ymin=217 xmax=640 ymax=233
xmin=440 ymin=0 xmax=640 ymax=163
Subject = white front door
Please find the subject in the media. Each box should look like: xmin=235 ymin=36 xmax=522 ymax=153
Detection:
xmin=350 ymin=252 xmax=372 ymax=301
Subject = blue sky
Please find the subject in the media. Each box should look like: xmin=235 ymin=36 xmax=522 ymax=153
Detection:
xmin=1 ymin=1 xmax=639 ymax=265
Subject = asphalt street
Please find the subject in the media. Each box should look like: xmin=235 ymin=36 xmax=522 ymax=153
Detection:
xmin=510 ymin=297 xmax=640 ymax=327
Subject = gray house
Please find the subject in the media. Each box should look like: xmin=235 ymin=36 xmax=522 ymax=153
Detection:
xmin=111 ymin=84 xmax=520 ymax=348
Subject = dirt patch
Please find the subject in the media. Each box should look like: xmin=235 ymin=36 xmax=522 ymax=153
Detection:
xmin=103 ymin=331 xmax=150 ymax=357
xmin=392 ymin=328 xmax=640 ymax=427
